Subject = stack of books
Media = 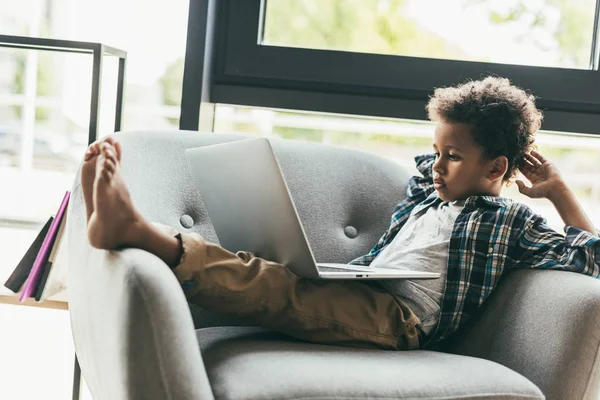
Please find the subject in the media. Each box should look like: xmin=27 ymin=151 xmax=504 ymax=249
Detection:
xmin=4 ymin=191 xmax=70 ymax=302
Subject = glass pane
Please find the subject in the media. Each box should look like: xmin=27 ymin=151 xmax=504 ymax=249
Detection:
xmin=214 ymin=105 xmax=600 ymax=232
xmin=0 ymin=0 xmax=188 ymax=224
xmin=1 ymin=0 xmax=188 ymax=131
xmin=263 ymin=0 xmax=597 ymax=69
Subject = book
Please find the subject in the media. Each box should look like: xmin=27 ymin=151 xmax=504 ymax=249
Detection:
xmin=39 ymin=213 xmax=70 ymax=302
xmin=35 ymin=208 xmax=68 ymax=301
xmin=3 ymin=216 xmax=54 ymax=293
xmin=19 ymin=191 xmax=71 ymax=301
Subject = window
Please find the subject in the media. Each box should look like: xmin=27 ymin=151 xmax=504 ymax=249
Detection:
xmin=214 ymin=105 xmax=600 ymax=232
xmin=1 ymin=0 xmax=190 ymax=222
xmin=1 ymin=1 xmax=189 ymax=398
xmin=263 ymin=0 xmax=597 ymax=69
xmin=201 ymin=0 xmax=600 ymax=228
xmin=0 ymin=0 xmax=189 ymax=225
xmin=201 ymin=0 xmax=600 ymax=135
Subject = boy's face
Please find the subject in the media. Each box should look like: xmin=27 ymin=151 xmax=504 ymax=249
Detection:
xmin=432 ymin=121 xmax=496 ymax=202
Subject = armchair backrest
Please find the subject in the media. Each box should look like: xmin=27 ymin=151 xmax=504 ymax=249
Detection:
xmin=95 ymin=130 xmax=412 ymax=264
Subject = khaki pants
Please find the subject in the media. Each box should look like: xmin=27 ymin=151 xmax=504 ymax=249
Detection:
xmin=159 ymin=225 xmax=422 ymax=350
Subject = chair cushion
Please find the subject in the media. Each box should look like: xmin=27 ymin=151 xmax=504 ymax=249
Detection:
xmin=196 ymin=327 xmax=544 ymax=400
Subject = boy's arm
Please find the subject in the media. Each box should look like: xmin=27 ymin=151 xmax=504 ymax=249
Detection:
xmin=512 ymin=150 xmax=600 ymax=276
xmin=516 ymin=150 xmax=598 ymax=236
xmin=547 ymin=185 xmax=598 ymax=236
xmin=512 ymin=213 xmax=600 ymax=277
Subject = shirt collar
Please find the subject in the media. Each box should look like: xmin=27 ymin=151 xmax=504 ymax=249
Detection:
xmin=418 ymin=192 xmax=512 ymax=213
xmin=468 ymin=195 xmax=513 ymax=209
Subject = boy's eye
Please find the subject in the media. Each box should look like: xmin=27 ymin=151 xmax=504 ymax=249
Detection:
xmin=434 ymin=152 xmax=460 ymax=161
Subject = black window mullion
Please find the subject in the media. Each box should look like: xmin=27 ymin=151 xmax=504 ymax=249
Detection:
xmin=590 ymin=0 xmax=600 ymax=70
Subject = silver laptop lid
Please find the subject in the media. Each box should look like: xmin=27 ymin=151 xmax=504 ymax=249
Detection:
xmin=184 ymin=138 xmax=320 ymax=279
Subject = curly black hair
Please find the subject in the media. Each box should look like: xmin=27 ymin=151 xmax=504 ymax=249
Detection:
xmin=426 ymin=76 xmax=542 ymax=180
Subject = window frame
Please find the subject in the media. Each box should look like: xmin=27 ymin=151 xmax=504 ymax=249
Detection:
xmin=185 ymin=0 xmax=600 ymax=134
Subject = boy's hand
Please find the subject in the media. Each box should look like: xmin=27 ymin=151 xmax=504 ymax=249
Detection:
xmin=516 ymin=150 xmax=566 ymax=200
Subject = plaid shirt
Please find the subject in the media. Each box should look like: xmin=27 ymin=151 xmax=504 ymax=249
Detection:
xmin=349 ymin=153 xmax=600 ymax=350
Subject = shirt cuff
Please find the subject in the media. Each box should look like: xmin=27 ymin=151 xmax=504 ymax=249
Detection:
xmin=564 ymin=225 xmax=600 ymax=246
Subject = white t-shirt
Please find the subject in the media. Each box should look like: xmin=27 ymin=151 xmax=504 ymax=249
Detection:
xmin=369 ymin=199 xmax=465 ymax=336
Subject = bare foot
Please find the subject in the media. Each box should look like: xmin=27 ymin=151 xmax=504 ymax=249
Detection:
xmin=81 ymin=137 xmax=121 ymax=222
xmin=86 ymin=141 xmax=143 ymax=249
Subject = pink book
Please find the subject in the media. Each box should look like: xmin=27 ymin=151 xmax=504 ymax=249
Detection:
xmin=19 ymin=191 xmax=71 ymax=301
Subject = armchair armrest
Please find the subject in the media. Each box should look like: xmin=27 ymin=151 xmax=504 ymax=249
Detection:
xmin=66 ymin=186 xmax=214 ymax=400
xmin=444 ymin=269 xmax=600 ymax=400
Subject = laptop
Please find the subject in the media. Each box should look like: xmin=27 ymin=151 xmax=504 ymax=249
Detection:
xmin=184 ymin=137 xmax=440 ymax=281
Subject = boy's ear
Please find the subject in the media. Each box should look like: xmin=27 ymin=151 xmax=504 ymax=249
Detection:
xmin=488 ymin=156 xmax=508 ymax=181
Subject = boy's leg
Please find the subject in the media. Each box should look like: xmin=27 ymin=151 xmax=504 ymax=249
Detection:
xmin=82 ymin=139 xmax=422 ymax=351
xmin=156 ymin=223 xmax=421 ymax=350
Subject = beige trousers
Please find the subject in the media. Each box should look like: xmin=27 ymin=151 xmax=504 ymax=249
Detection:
xmin=158 ymin=224 xmax=422 ymax=350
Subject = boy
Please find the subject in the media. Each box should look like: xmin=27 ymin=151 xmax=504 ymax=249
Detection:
xmin=81 ymin=76 xmax=600 ymax=351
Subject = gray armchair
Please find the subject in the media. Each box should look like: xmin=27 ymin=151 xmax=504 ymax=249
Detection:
xmin=67 ymin=130 xmax=600 ymax=399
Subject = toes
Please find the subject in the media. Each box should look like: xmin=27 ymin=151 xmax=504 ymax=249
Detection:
xmin=86 ymin=137 xmax=122 ymax=163
xmin=102 ymin=136 xmax=117 ymax=152
xmin=114 ymin=141 xmax=122 ymax=162
xmin=101 ymin=137 xmax=122 ymax=161
xmin=101 ymin=143 xmax=118 ymax=163
xmin=84 ymin=142 xmax=102 ymax=161
xmin=96 ymin=150 xmax=117 ymax=183
xmin=97 ymin=156 xmax=114 ymax=180
xmin=103 ymin=157 xmax=116 ymax=174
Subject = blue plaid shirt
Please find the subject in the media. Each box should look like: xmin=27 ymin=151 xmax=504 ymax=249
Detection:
xmin=349 ymin=153 xmax=600 ymax=350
